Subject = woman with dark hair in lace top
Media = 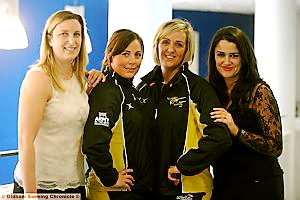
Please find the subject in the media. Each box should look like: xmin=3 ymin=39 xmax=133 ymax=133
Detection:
xmin=208 ymin=26 xmax=284 ymax=200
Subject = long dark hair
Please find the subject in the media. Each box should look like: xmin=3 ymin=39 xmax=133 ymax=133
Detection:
xmin=207 ymin=26 xmax=262 ymax=110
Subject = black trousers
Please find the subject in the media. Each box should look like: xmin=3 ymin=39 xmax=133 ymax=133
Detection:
xmin=212 ymin=174 xmax=284 ymax=200
xmin=13 ymin=180 xmax=86 ymax=200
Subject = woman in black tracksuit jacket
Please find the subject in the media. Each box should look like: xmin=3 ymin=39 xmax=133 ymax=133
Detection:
xmin=137 ymin=19 xmax=232 ymax=200
xmin=83 ymin=29 xmax=155 ymax=200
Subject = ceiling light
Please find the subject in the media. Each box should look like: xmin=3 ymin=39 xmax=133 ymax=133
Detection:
xmin=0 ymin=0 xmax=29 ymax=50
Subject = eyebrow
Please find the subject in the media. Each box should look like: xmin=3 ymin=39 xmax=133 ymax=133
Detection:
xmin=161 ymin=38 xmax=184 ymax=43
xmin=58 ymin=29 xmax=81 ymax=32
xmin=123 ymin=50 xmax=142 ymax=53
xmin=216 ymin=50 xmax=239 ymax=54
xmin=173 ymin=39 xmax=185 ymax=43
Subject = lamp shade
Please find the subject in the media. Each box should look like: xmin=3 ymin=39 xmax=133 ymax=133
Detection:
xmin=0 ymin=0 xmax=28 ymax=50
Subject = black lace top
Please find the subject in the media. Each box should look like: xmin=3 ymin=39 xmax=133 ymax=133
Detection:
xmin=232 ymin=82 xmax=283 ymax=157
xmin=213 ymin=82 xmax=283 ymax=183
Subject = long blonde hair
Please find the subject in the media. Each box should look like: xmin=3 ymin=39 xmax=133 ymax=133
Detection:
xmin=35 ymin=10 xmax=88 ymax=92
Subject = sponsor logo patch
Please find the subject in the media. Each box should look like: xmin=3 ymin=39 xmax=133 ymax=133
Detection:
xmin=94 ymin=112 xmax=109 ymax=127
xmin=167 ymin=96 xmax=186 ymax=107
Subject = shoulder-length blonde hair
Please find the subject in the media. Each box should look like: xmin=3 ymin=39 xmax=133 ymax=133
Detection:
xmin=152 ymin=18 xmax=195 ymax=66
xmin=35 ymin=10 xmax=88 ymax=92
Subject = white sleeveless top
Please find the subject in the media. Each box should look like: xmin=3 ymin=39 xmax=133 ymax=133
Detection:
xmin=14 ymin=67 xmax=89 ymax=190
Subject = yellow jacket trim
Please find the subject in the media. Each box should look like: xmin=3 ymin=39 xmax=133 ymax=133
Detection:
xmin=181 ymin=100 xmax=213 ymax=199
xmin=87 ymin=113 xmax=126 ymax=197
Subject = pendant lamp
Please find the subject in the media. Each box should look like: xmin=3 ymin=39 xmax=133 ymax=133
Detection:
xmin=0 ymin=0 xmax=28 ymax=50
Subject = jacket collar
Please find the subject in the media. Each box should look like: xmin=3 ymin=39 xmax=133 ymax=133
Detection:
xmin=141 ymin=62 xmax=189 ymax=87
xmin=106 ymin=70 xmax=134 ymax=87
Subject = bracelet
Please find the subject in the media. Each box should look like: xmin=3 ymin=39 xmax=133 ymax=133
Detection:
xmin=236 ymin=128 xmax=245 ymax=139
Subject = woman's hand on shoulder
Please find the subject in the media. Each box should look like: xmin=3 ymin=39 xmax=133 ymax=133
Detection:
xmin=210 ymin=107 xmax=239 ymax=136
xmin=85 ymin=69 xmax=106 ymax=93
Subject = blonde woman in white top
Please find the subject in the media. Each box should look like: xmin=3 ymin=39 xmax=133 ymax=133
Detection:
xmin=13 ymin=10 xmax=102 ymax=200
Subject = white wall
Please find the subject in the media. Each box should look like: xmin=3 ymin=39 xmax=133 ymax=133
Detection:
xmin=295 ymin=13 xmax=300 ymax=200
xmin=295 ymin=118 xmax=300 ymax=200
xmin=296 ymin=14 xmax=300 ymax=118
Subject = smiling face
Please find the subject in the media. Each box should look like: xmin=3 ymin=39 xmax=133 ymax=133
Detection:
xmin=48 ymin=19 xmax=82 ymax=65
xmin=110 ymin=39 xmax=143 ymax=79
xmin=215 ymin=39 xmax=241 ymax=82
xmin=158 ymin=31 xmax=186 ymax=71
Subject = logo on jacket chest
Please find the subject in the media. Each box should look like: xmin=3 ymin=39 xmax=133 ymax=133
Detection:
xmin=125 ymin=93 xmax=148 ymax=110
xmin=167 ymin=96 xmax=186 ymax=107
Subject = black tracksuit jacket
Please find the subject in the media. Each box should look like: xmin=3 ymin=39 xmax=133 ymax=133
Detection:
xmin=83 ymin=72 xmax=155 ymax=192
xmin=137 ymin=64 xmax=232 ymax=196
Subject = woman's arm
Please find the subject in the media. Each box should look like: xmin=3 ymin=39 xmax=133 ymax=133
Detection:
xmin=211 ymin=84 xmax=283 ymax=157
xmin=240 ymin=84 xmax=283 ymax=157
xmin=18 ymin=70 xmax=51 ymax=193
xmin=176 ymin=81 xmax=232 ymax=176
